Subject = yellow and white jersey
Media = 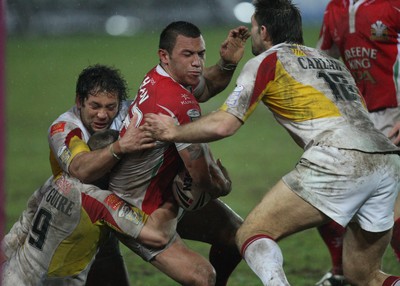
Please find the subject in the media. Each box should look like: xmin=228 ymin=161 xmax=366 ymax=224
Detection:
xmin=2 ymin=174 xmax=147 ymax=286
xmin=221 ymin=43 xmax=399 ymax=153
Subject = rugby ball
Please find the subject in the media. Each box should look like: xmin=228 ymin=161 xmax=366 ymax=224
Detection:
xmin=172 ymin=169 xmax=211 ymax=211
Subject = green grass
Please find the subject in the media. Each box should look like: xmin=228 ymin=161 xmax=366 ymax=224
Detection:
xmin=6 ymin=26 xmax=398 ymax=285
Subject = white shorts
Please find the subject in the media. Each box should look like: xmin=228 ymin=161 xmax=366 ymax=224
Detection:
xmin=283 ymin=145 xmax=400 ymax=232
xmin=369 ymin=107 xmax=400 ymax=136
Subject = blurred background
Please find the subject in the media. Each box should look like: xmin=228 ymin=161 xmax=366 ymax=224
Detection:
xmin=6 ymin=0 xmax=329 ymax=37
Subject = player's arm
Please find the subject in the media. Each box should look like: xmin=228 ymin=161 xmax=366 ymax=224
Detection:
xmin=388 ymin=121 xmax=400 ymax=145
xmin=316 ymin=4 xmax=341 ymax=59
xmin=195 ymin=26 xmax=249 ymax=102
xmin=178 ymin=142 xmax=231 ymax=198
xmin=144 ymin=110 xmax=242 ymax=143
xmin=51 ymin=114 xmax=155 ymax=183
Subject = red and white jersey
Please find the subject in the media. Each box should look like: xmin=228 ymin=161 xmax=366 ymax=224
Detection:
xmin=317 ymin=0 xmax=400 ymax=111
xmin=108 ymin=65 xmax=200 ymax=214
xmin=221 ymin=43 xmax=399 ymax=153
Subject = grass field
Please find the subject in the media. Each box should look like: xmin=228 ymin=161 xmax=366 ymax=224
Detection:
xmin=6 ymin=25 xmax=399 ymax=285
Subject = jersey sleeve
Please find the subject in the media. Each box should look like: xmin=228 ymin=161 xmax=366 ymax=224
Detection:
xmin=80 ymin=184 xmax=148 ymax=239
xmin=316 ymin=2 xmax=341 ymax=58
xmin=48 ymin=121 xmax=90 ymax=176
xmin=220 ymin=55 xmax=267 ymax=122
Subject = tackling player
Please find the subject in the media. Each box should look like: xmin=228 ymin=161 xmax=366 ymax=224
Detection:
xmin=1 ymin=129 xmax=176 ymax=286
xmin=316 ymin=0 xmax=400 ymax=284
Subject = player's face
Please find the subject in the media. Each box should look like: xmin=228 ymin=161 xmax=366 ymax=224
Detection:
xmin=162 ymin=35 xmax=206 ymax=87
xmin=77 ymin=91 xmax=119 ymax=134
xmin=251 ymin=14 xmax=265 ymax=56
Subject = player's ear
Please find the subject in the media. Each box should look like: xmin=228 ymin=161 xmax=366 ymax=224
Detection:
xmin=75 ymin=94 xmax=82 ymax=109
xmin=158 ymin=49 xmax=169 ymax=65
xmin=260 ymin=25 xmax=270 ymax=42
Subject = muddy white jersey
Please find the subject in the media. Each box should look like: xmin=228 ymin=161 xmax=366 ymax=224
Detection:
xmin=2 ymin=174 xmax=147 ymax=286
xmin=221 ymin=43 xmax=399 ymax=153
xmin=48 ymin=101 xmax=131 ymax=177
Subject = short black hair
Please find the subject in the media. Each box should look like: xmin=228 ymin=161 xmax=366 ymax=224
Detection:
xmin=253 ymin=0 xmax=304 ymax=45
xmin=159 ymin=21 xmax=202 ymax=54
xmin=75 ymin=64 xmax=128 ymax=106
xmin=87 ymin=129 xmax=119 ymax=151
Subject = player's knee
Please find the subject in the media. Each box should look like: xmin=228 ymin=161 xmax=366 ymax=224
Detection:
xmin=186 ymin=263 xmax=216 ymax=286
xmin=235 ymin=223 xmax=252 ymax=250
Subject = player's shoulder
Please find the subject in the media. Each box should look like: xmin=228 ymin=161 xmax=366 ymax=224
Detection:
xmin=388 ymin=0 xmax=400 ymax=9
xmin=324 ymin=0 xmax=347 ymax=11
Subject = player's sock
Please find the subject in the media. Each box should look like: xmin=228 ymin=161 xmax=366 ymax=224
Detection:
xmin=382 ymin=276 xmax=400 ymax=285
xmin=317 ymin=220 xmax=346 ymax=275
xmin=390 ymin=218 xmax=400 ymax=261
xmin=209 ymin=244 xmax=242 ymax=286
xmin=241 ymin=234 xmax=290 ymax=286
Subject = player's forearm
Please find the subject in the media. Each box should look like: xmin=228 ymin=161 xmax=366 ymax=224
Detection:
xmin=69 ymin=145 xmax=120 ymax=183
xmin=197 ymin=60 xmax=237 ymax=102
xmin=173 ymin=111 xmax=240 ymax=143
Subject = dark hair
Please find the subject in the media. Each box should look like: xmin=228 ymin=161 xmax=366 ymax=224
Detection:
xmin=159 ymin=21 xmax=202 ymax=54
xmin=75 ymin=64 xmax=128 ymax=105
xmin=87 ymin=129 xmax=119 ymax=151
xmin=253 ymin=0 xmax=304 ymax=45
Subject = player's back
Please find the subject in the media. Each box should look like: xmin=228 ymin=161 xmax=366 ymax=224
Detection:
xmin=2 ymin=176 xmax=102 ymax=286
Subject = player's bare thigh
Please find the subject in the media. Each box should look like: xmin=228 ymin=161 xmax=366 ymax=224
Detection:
xmin=236 ymin=179 xmax=329 ymax=246
xmin=150 ymin=235 xmax=216 ymax=286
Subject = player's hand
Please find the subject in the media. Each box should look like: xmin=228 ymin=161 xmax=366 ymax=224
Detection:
xmin=142 ymin=113 xmax=178 ymax=142
xmin=219 ymin=26 xmax=250 ymax=65
xmin=118 ymin=113 xmax=157 ymax=153
xmin=388 ymin=121 xmax=400 ymax=146
xmin=209 ymin=158 xmax=232 ymax=198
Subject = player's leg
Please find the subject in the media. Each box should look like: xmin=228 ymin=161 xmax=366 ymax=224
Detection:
xmin=391 ymin=194 xmax=400 ymax=261
xmin=86 ymin=232 xmax=130 ymax=286
xmin=177 ymin=199 xmax=243 ymax=286
xmin=343 ymin=223 xmax=400 ymax=286
xmin=315 ymin=221 xmax=348 ymax=286
xmin=150 ymin=235 xmax=216 ymax=286
xmin=236 ymin=179 xmax=329 ymax=285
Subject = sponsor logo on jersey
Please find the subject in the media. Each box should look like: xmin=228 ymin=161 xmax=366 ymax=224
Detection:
xmin=187 ymin=109 xmax=200 ymax=121
xmin=104 ymin=194 xmax=124 ymax=210
xmin=225 ymin=85 xmax=244 ymax=107
xmin=118 ymin=205 xmax=142 ymax=225
xmin=370 ymin=20 xmax=389 ymax=42
xmin=50 ymin=122 xmax=66 ymax=136
xmin=55 ymin=176 xmax=73 ymax=195
xmin=180 ymin=94 xmax=197 ymax=105
xmin=58 ymin=146 xmax=71 ymax=166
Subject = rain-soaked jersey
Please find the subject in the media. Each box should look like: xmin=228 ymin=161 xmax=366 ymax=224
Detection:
xmin=221 ymin=43 xmax=399 ymax=153
xmin=317 ymin=0 xmax=400 ymax=111
xmin=108 ymin=65 xmax=198 ymax=214
xmin=2 ymin=174 xmax=147 ymax=286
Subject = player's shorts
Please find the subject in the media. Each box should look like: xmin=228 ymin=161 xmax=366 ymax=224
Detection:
xmin=369 ymin=107 xmax=400 ymax=136
xmin=283 ymin=145 xmax=400 ymax=232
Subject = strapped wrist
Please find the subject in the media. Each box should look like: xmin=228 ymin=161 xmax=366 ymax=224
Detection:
xmin=109 ymin=142 xmax=121 ymax=160
xmin=217 ymin=59 xmax=237 ymax=71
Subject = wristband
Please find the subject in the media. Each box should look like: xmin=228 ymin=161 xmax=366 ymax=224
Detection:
xmin=109 ymin=143 xmax=121 ymax=160
xmin=217 ymin=59 xmax=237 ymax=71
